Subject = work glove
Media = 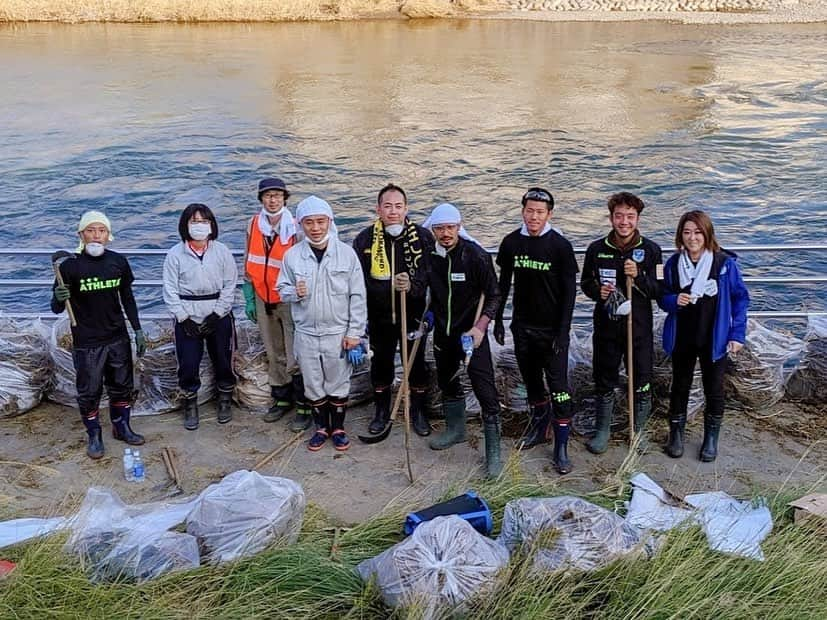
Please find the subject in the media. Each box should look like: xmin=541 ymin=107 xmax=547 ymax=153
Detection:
xmin=54 ymin=284 xmax=70 ymax=302
xmin=179 ymin=318 xmax=201 ymax=339
xmin=134 ymin=329 xmax=146 ymax=358
xmin=422 ymin=311 xmax=434 ymax=334
xmin=242 ymin=281 xmax=257 ymax=323
xmin=199 ymin=312 xmax=220 ymax=336
xmin=346 ymin=345 xmax=366 ymax=367
xmin=393 ymin=272 xmax=411 ymax=293
xmin=493 ymin=319 xmax=505 ymax=346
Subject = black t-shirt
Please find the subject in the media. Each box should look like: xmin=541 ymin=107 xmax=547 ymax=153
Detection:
xmin=50 ymin=250 xmax=140 ymax=347
xmin=496 ymin=228 xmax=579 ymax=332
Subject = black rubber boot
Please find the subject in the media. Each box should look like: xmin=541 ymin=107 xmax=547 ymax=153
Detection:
xmin=665 ymin=412 xmax=686 ymax=458
xmin=217 ymin=390 xmax=233 ymax=424
xmin=586 ymin=392 xmax=614 ymax=454
xmin=483 ymin=419 xmax=503 ymax=479
xmin=289 ymin=374 xmax=312 ymax=432
xmin=410 ymin=388 xmax=431 ymax=437
xmin=308 ymin=398 xmax=330 ymax=452
xmin=329 ymin=397 xmax=350 ymax=451
xmin=699 ymin=417 xmax=722 ymax=462
xmin=429 ymin=399 xmax=467 ymax=450
xmin=86 ymin=428 xmax=104 ymax=460
xmin=264 ymin=383 xmax=293 ymax=423
xmin=551 ymin=418 xmax=572 ymax=475
xmin=368 ymin=387 xmax=391 ymax=435
xmin=183 ymin=395 xmax=199 ymax=431
xmin=516 ymin=400 xmax=551 ymax=450
xmin=633 ymin=391 xmax=653 ymax=452
xmin=110 ymin=401 xmax=145 ymax=446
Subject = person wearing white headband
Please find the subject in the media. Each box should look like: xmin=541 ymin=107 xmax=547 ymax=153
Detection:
xmin=494 ymin=188 xmax=578 ymax=475
xmin=242 ymin=177 xmax=309 ymax=430
xmin=277 ymin=195 xmax=367 ymax=453
xmin=581 ymin=192 xmax=663 ymax=456
xmin=51 ymin=210 xmax=146 ymax=460
xmin=352 ymin=183 xmax=435 ymax=437
xmin=423 ymin=202 xmax=503 ymax=478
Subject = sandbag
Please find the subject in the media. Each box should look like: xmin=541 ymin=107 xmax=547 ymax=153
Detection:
xmin=498 ymin=496 xmax=645 ymax=573
xmin=186 ymin=470 xmax=305 ymax=564
xmin=356 ymin=515 xmax=509 ymax=618
xmin=0 ymin=317 xmax=51 ymax=417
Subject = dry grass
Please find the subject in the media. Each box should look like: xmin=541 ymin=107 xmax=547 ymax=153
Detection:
xmin=0 ymin=0 xmax=505 ymax=22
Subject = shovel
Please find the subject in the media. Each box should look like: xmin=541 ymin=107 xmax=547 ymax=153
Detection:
xmin=51 ymin=250 xmax=77 ymax=327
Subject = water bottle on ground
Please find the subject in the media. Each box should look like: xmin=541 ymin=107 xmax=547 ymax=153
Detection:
xmin=123 ymin=448 xmax=134 ymax=482
xmin=132 ymin=450 xmax=145 ymax=482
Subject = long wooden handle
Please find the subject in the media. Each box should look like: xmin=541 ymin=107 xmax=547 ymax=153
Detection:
xmin=400 ymin=292 xmax=413 ymax=483
xmin=626 ymin=275 xmax=635 ymax=449
xmin=52 ymin=261 xmax=77 ymax=327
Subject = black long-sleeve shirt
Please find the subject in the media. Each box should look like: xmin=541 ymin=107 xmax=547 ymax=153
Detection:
xmin=50 ymin=249 xmax=141 ymax=347
xmin=496 ymin=228 xmax=578 ymax=337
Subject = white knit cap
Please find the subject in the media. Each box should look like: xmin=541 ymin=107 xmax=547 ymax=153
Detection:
xmin=295 ymin=195 xmax=338 ymax=238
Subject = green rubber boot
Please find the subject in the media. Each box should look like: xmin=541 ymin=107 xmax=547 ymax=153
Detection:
xmin=586 ymin=392 xmax=614 ymax=455
xmin=483 ymin=419 xmax=503 ymax=478
xmin=429 ymin=399 xmax=467 ymax=451
xmin=633 ymin=391 xmax=652 ymax=452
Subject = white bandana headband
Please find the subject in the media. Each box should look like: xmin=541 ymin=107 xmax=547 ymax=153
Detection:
xmin=423 ymin=202 xmax=480 ymax=247
xmin=295 ymin=195 xmax=338 ymax=244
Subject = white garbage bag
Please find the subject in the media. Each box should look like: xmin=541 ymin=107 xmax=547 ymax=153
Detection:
xmin=356 ymin=515 xmax=509 ymax=618
xmin=0 ymin=317 xmax=51 ymax=417
xmin=186 ymin=470 xmax=305 ymax=564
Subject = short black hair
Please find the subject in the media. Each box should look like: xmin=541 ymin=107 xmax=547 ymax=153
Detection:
xmin=178 ymin=203 xmax=219 ymax=241
xmin=521 ymin=187 xmax=554 ymax=210
xmin=377 ymin=183 xmax=407 ymax=206
xmin=607 ymin=192 xmax=645 ymax=214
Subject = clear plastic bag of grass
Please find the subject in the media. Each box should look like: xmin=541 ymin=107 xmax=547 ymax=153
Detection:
xmin=356 ymin=515 xmax=509 ymax=618
xmin=498 ymin=496 xmax=646 ymax=573
xmin=0 ymin=317 xmax=51 ymax=417
xmin=186 ymin=470 xmax=305 ymax=564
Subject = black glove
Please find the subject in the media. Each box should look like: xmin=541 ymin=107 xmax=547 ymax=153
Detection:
xmin=493 ymin=319 xmax=505 ymax=346
xmin=552 ymin=332 xmax=569 ymax=356
xmin=179 ymin=318 xmax=201 ymax=339
xmin=199 ymin=312 xmax=220 ymax=336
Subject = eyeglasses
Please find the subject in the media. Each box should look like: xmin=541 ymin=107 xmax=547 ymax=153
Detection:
xmin=523 ymin=189 xmax=552 ymax=203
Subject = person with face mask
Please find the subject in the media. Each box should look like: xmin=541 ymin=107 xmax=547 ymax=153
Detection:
xmin=277 ymin=196 xmax=367 ymax=452
xmin=352 ymin=184 xmax=435 ymax=437
xmin=50 ymin=210 xmax=146 ymax=460
xmin=581 ymin=192 xmax=663 ymax=455
xmin=242 ymin=178 xmax=310 ymax=430
xmin=163 ymin=203 xmax=238 ymax=430
xmin=494 ymin=188 xmax=578 ymax=475
xmin=423 ymin=203 xmax=502 ymax=478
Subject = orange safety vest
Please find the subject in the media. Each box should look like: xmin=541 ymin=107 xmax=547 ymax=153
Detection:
xmin=245 ymin=215 xmax=294 ymax=305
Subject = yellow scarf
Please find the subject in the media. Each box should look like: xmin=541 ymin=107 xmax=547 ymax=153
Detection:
xmin=369 ymin=219 xmax=392 ymax=280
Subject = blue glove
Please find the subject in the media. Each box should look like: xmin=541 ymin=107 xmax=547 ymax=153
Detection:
xmin=346 ymin=345 xmax=366 ymax=366
xmin=422 ymin=311 xmax=434 ymax=334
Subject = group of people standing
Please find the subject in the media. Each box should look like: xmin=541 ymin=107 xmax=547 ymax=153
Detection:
xmin=51 ymin=181 xmax=749 ymax=479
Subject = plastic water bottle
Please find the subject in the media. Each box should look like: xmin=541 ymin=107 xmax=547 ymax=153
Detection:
xmin=123 ymin=448 xmax=134 ymax=482
xmin=132 ymin=450 xmax=145 ymax=483
xmin=461 ymin=334 xmax=474 ymax=364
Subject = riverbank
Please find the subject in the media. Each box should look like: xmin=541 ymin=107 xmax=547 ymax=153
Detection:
xmin=1 ymin=0 xmax=826 ymax=23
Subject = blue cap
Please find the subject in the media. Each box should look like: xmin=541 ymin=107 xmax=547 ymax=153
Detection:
xmin=258 ymin=177 xmax=289 ymax=200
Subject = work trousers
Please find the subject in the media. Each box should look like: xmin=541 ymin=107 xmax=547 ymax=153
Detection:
xmin=670 ymin=343 xmax=727 ymax=423
xmin=434 ymin=332 xmax=499 ymax=423
xmin=73 ymin=337 xmax=134 ymax=416
xmin=294 ymin=331 xmax=351 ymax=402
xmin=369 ymin=319 xmax=429 ymax=390
xmin=174 ymin=314 xmax=237 ymax=395
xmin=512 ymin=325 xmax=572 ymax=419
xmin=254 ymin=296 xmax=299 ymax=386
xmin=592 ymin=320 xmax=654 ymax=395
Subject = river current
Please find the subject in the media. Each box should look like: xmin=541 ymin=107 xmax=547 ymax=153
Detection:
xmin=0 ymin=20 xmax=825 ymax=318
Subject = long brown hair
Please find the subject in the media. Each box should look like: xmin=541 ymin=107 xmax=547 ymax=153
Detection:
xmin=675 ymin=210 xmax=720 ymax=253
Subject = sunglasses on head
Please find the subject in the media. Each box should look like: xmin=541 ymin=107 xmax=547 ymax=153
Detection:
xmin=522 ymin=189 xmax=553 ymax=205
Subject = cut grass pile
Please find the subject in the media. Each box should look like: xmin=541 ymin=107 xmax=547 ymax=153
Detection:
xmin=1 ymin=466 xmax=825 ymax=619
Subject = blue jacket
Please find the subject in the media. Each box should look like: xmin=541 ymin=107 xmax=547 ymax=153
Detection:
xmin=659 ymin=250 xmax=750 ymax=362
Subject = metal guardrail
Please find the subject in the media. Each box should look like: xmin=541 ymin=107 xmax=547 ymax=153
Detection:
xmin=1 ymin=244 xmax=826 ymax=320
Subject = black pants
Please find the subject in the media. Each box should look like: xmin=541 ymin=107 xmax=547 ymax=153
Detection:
xmin=72 ymin=337 xmax=134 ymax=416
xmin=670 ymin=344 xmax=726 ymax=423
xmin=434 ymin=332 xmax=499 ymax=422
xmin=369 ymin=318 xmax=429 ymax=390
xmin=512 ymin=325 xmax=572 ymax=419
xmin=593 ymin=320 xmax=654 ymax=395
xmin=175 ymin=314 xmax=236 ymax=395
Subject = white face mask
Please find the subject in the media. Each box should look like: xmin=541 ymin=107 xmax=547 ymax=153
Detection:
xmin=308 ymin=234 xmax=329 ymax=248
xmin=385 ymin=223 xmax=404 ymax=237
xmin=188 ymin=222 xmax=211 ymax=241
xmin=435 ymin=243 xmax=448 ymax=257
xmin=84 ymin=242 xmax=105 ymax=257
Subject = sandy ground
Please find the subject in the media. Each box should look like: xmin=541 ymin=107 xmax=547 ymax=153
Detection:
xmin=2 ymin=398 xmax=824 ymax=525
xmin=483 ymin=1 xmax=827 ymax=24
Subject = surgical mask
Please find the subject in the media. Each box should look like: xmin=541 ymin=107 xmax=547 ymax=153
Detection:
xmin=188 ymin=222 xmax=211 ymax=241
xmin=385 ymin=224 xmax=404 ymax=237
xmin=84 ymin=242 xmax=105 ymax=257
xmin=308 ymin=234 xmax=329 ymax=248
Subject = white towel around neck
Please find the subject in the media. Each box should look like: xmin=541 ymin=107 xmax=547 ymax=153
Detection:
xmin=678 ymin=249 xmax=718 ymax=300
xmin=257 ymin=207 xmax=297 ymax=241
